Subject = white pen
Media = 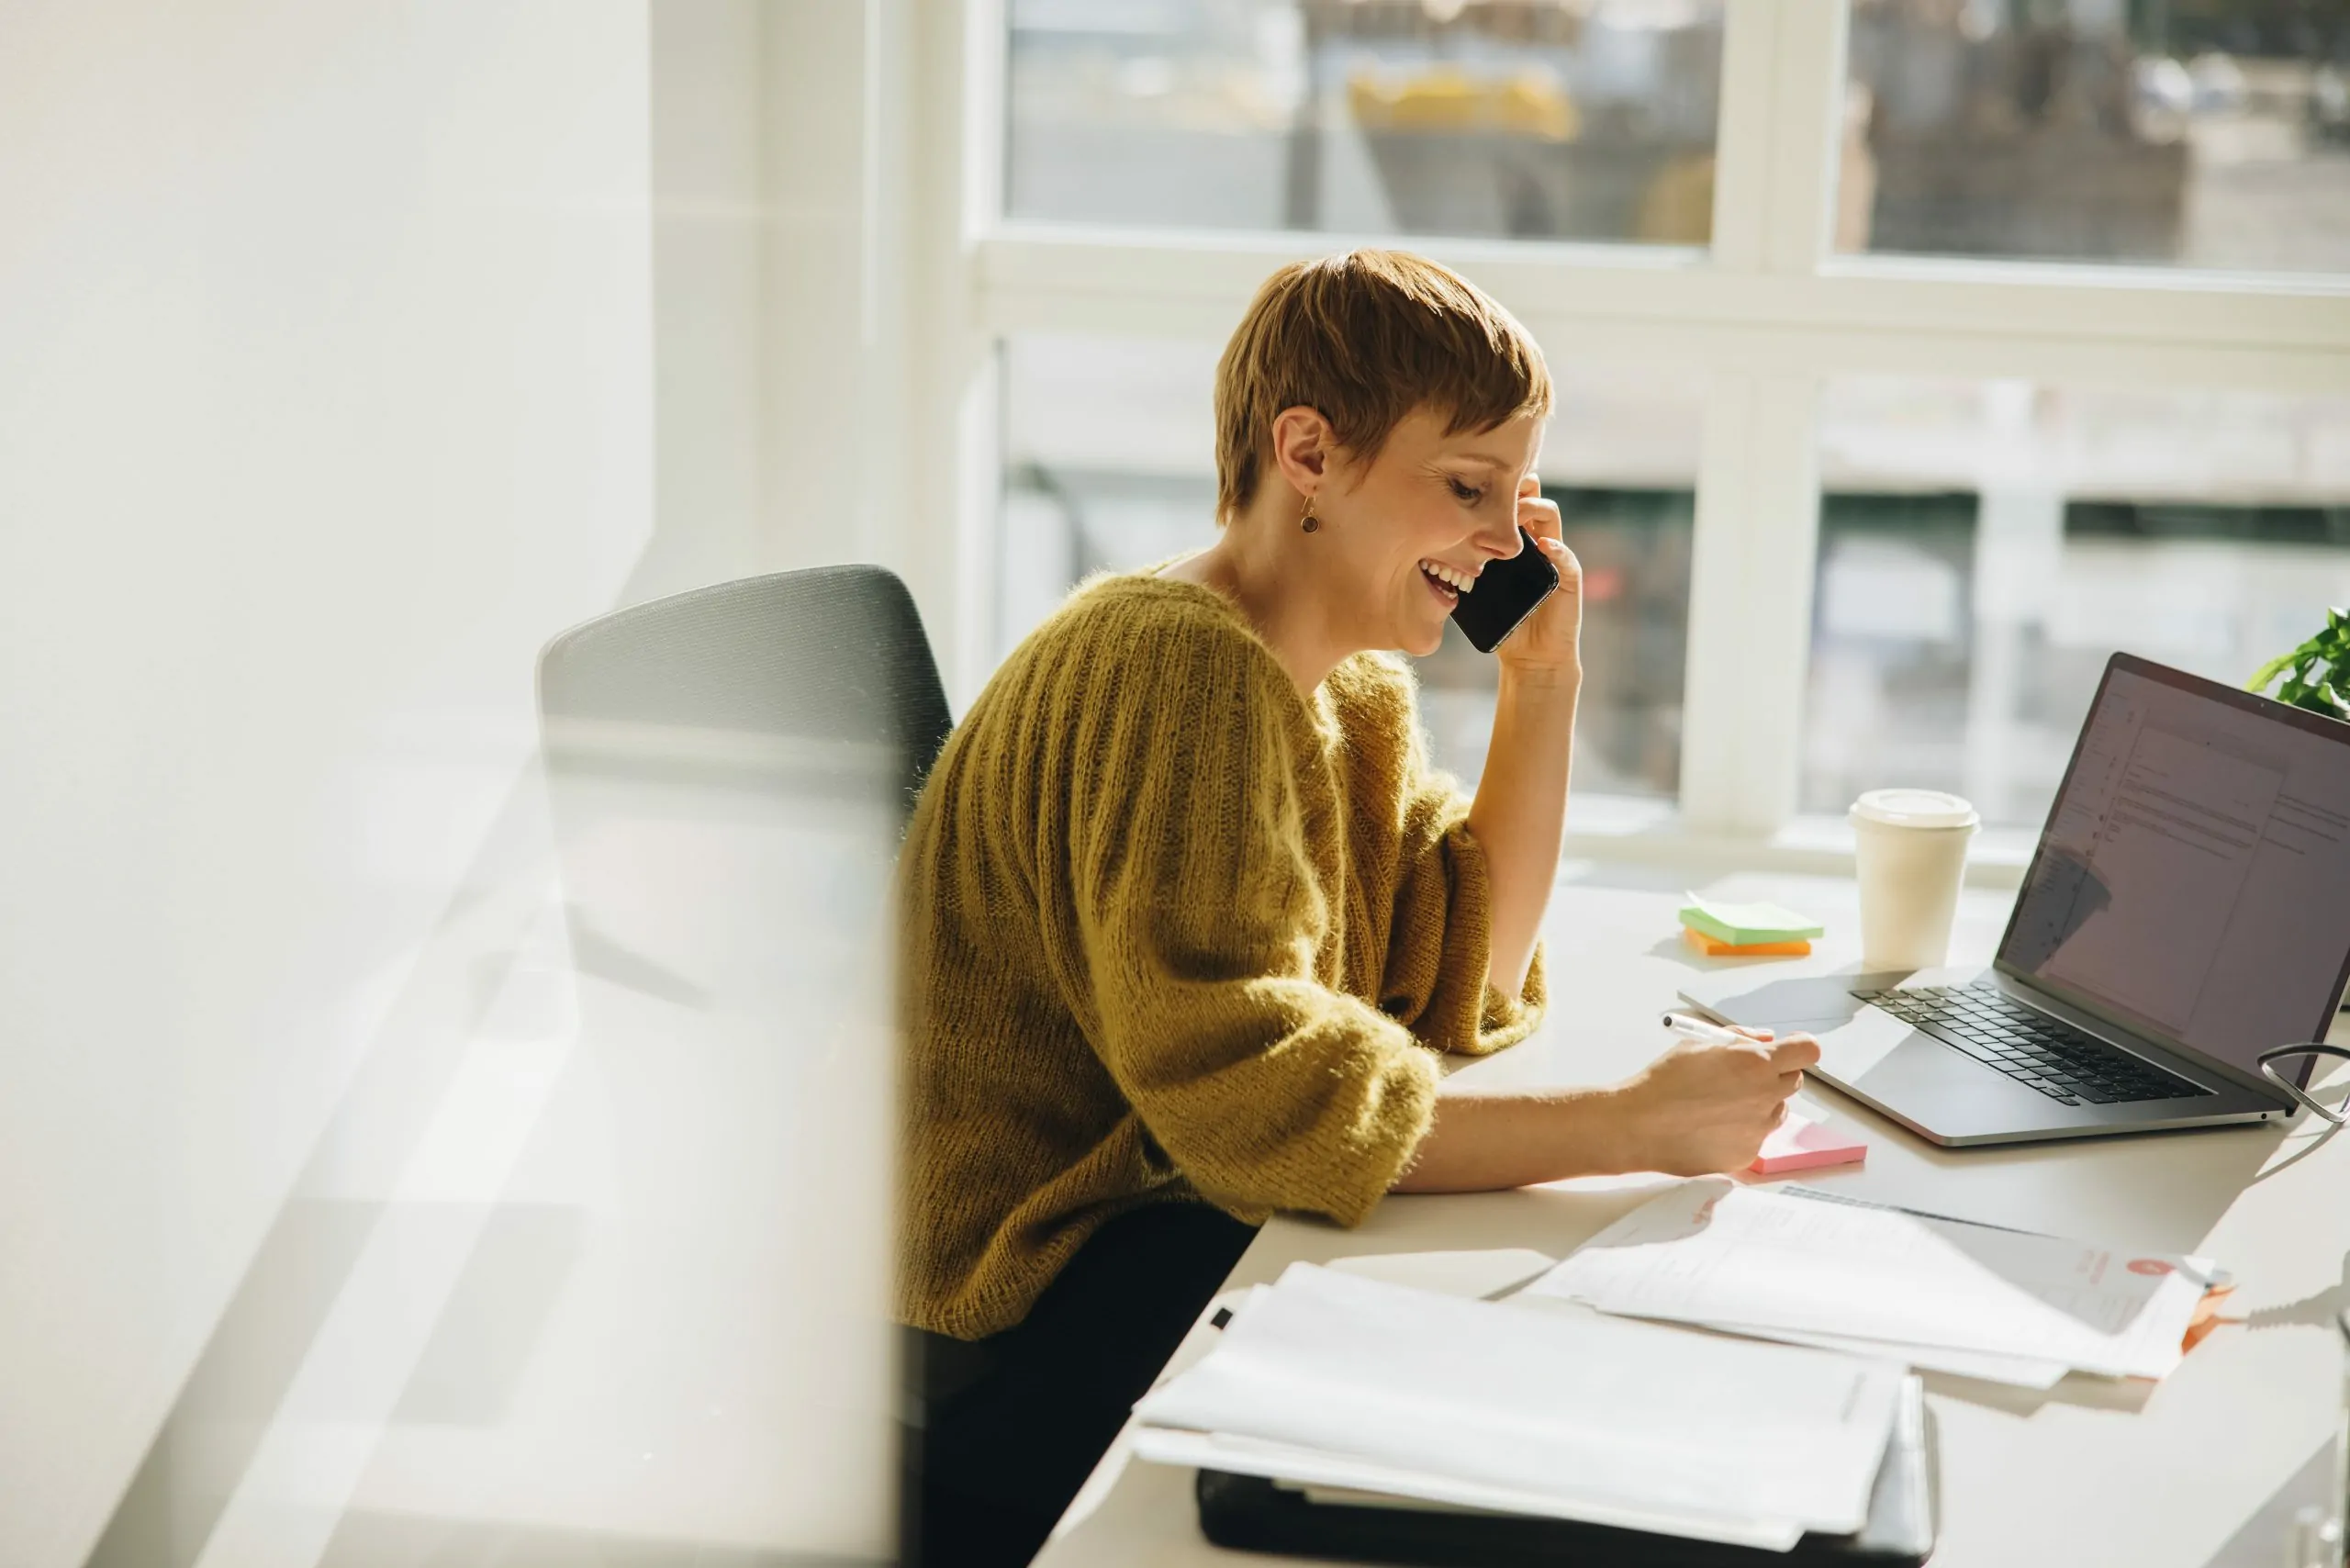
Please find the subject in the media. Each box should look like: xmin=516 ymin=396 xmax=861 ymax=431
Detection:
xmin=1660 ymin=1011 xmax=1759 ymax=1047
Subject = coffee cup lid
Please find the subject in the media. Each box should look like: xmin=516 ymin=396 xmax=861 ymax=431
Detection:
xmin=1851 ymin=788 xmax=1980 ymax=830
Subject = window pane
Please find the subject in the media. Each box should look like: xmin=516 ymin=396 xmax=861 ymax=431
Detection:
xmin=1000 ymin=335 xmax=1699 ymax=796
xmin=1006 ymin=0 xmax=1727 ymax=244
xmin=1841 ymin=1 xmax=2350 ymax=272
xmin=1805 ymin=377 xmax=2350 ymax=828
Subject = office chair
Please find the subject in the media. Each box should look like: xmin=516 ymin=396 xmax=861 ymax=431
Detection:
xmin=532 ymin=566 xmax=953 ymax=1559
xmin=536 ymin=564 xmax=955 ymax=819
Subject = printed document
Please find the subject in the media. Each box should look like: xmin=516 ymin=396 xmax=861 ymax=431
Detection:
xmin=1132 ymin=1261 xmax=1907 ymax=1547
xmin=1520 ymin=1180 xmax=2214 ymax=1380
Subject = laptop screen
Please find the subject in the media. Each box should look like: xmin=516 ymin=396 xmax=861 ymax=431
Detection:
xmin=1999 ymin=656 xmax=2350 ymax=1079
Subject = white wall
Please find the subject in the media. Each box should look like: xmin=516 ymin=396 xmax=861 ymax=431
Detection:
xmin=3 ymin=1 xmax=924 ymax=1554
xmin=0 ymin=3 xmax=755 ymax=1562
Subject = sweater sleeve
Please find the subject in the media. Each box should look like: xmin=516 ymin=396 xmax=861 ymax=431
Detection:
xmin=1057 ymin=616 xmax=1438 ymax=1228
xmin=1380 ymin=765 xmax=1549 ymax=1059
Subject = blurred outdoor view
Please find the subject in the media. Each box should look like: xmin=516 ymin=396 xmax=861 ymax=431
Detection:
xmin=1001 ymin=0 xmax=2350 ymax=831
xmin=1806 ymin=378 xmax=2350 ymax=825
xmin=1001 ymin=340 xmax=2350 ymax=828
xmin=1844 ymin=0 xmax=2350 ymax=269
xmin=1008 ymin=0 xmax=2350 ymax=269
xmin=1007 ymin=0 xmax=1728 ymax=242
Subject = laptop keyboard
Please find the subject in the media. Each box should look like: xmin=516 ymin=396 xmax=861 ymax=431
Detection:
xmin=1847 ymin=982 xmax=2210 ymax=1107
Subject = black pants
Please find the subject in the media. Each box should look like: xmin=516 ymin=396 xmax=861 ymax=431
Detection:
xmin=905 ymin=1203 xmax=1259 ymax=1568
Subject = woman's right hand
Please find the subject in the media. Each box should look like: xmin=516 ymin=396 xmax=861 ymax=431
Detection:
xmin=1609 ymin=1029 xmax=1821 ymax=1176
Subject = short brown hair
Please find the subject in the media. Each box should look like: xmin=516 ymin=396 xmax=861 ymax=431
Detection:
xmin=1213 ymin=250 xmax=1551 ymax=521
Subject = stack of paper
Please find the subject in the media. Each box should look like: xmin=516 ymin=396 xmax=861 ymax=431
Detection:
xmin=1680 ymin=892 xmax=1824 ymax=957
xmin=1132 ymin=1261 xmax=1911 ymax=1551
xmin=1521 ymin=1179 xmax=2223 ymax=1389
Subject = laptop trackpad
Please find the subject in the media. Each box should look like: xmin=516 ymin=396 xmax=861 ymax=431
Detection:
xmin=1679 ymin=970 xmax=1917 ymax=1033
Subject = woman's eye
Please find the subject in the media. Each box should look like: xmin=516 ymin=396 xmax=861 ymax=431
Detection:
xmin=1448 ymin=477 xmax=1484 ymax=505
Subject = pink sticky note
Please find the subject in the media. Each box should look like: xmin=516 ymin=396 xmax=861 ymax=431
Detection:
xmin=1750 ymin=1115 xmax=1867 ymax=1176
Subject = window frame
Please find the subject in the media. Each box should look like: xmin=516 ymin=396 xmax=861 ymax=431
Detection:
xmin=913 ymin=0 xmax=2350 ymax=876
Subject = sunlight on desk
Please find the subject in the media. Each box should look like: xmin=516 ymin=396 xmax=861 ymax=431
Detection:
xmin=1035 ymin=873 xmax=2350 ymax=1568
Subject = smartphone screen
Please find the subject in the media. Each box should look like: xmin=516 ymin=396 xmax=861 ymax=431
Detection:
xmin=1449 ymin=526 xmax=1560 ymax=654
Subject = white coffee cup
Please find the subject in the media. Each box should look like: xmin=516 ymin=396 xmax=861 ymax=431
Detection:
xmin=1850 ymin=788 xmax=1980 ymax=970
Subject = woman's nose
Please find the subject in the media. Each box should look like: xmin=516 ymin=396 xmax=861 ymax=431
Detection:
xmin=1476 ymin=510 xmax=1523 ymax=557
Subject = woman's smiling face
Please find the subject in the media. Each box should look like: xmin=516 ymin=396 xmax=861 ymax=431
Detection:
xmin=1314 ymin=405 xmax=1542 ymax=657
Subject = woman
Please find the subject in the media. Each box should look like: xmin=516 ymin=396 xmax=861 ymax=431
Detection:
xmin=898 ymin=250 xmax=1817 ymax=1564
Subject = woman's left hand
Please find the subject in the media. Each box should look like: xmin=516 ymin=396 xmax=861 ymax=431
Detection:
xmin=1494 ymin=474 xmax=1582 ymax=678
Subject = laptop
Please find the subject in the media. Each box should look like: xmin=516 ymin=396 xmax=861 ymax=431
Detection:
xmin=1682 ymin=653 xmax=2350 ymax=1147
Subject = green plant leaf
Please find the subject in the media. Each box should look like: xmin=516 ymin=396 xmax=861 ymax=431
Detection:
xmin=2292 ymin=690 xmax=2347 ymax=720
xmin=2248 ymin=651 xmax=2300 ymax=693
xmin=2253 ymin=616 xmax=2350 ymax=716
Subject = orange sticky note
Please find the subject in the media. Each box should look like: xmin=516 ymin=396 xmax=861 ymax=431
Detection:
xmin=2182 ymin=1285 xmax=2239 ymax=1354
xmin=1684 ymin=925 xmax=1813 ymax=958
xmin=1750 ymin=1115 xmax=1868 ymax=1175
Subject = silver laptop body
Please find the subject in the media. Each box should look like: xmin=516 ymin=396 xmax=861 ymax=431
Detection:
xmin=1684 ymin=654 xmax=2350 ymax=1148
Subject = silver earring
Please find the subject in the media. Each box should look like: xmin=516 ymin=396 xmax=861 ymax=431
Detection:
xmin=1300 ymin=494 xmax=1319 ymax=533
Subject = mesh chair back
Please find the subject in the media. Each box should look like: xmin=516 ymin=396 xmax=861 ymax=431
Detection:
xmin=536 ymin=566 xmax=953 ymax=819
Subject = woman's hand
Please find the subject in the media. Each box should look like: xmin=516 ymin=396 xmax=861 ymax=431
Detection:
xmin=1607 ymin=1027 xmax=1821 ymax=1176
xmin=1494 ymin=473 xmax=1582 ymax=678
xmin=1392 ymin=1026 xmax=1823 ymax=1193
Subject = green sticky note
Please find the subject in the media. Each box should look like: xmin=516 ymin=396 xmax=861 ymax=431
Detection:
xmin=1679 ymin=892 xmax=1825 ymax=947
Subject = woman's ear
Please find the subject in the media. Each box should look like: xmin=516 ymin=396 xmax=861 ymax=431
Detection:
xmin=1269 ymin=405 xmax=1334 ymax=498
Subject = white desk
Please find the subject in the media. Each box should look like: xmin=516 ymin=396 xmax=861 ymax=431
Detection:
xmin=1035 ymin=868 xmax=2350 ymax=1568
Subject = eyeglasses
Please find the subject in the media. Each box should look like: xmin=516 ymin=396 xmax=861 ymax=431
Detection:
xmin=2256 ymin=1043 xmax=2350 ymax=1127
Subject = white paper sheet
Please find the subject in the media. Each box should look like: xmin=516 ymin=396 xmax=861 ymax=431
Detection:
xmin=1132 ymin=1262 xmax=1904 ymax=1539
xmin=1711 ymin=1324 xmax=2070 ymax=1389
xmin=1522 ymin=1179 xmax=2214 ymax=1380
xmin=1326 ymin=1247 xmax=1559 ymax=1301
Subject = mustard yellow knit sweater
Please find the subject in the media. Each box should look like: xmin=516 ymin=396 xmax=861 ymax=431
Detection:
xmin=897 ymin=570 xmax=1546 ymax=1340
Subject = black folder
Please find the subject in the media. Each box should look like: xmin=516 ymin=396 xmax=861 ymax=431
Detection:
xmin=1192 ymin=1375 xmax=1937 ymax=1566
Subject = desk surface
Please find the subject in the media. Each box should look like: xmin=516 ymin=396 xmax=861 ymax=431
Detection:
xmin=1035 ymin=868 xmax=2350 ymax=1568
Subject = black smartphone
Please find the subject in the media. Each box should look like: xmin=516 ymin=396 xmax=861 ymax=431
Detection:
xmin=1449 ymin=526 xmax=1560 ymax=654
